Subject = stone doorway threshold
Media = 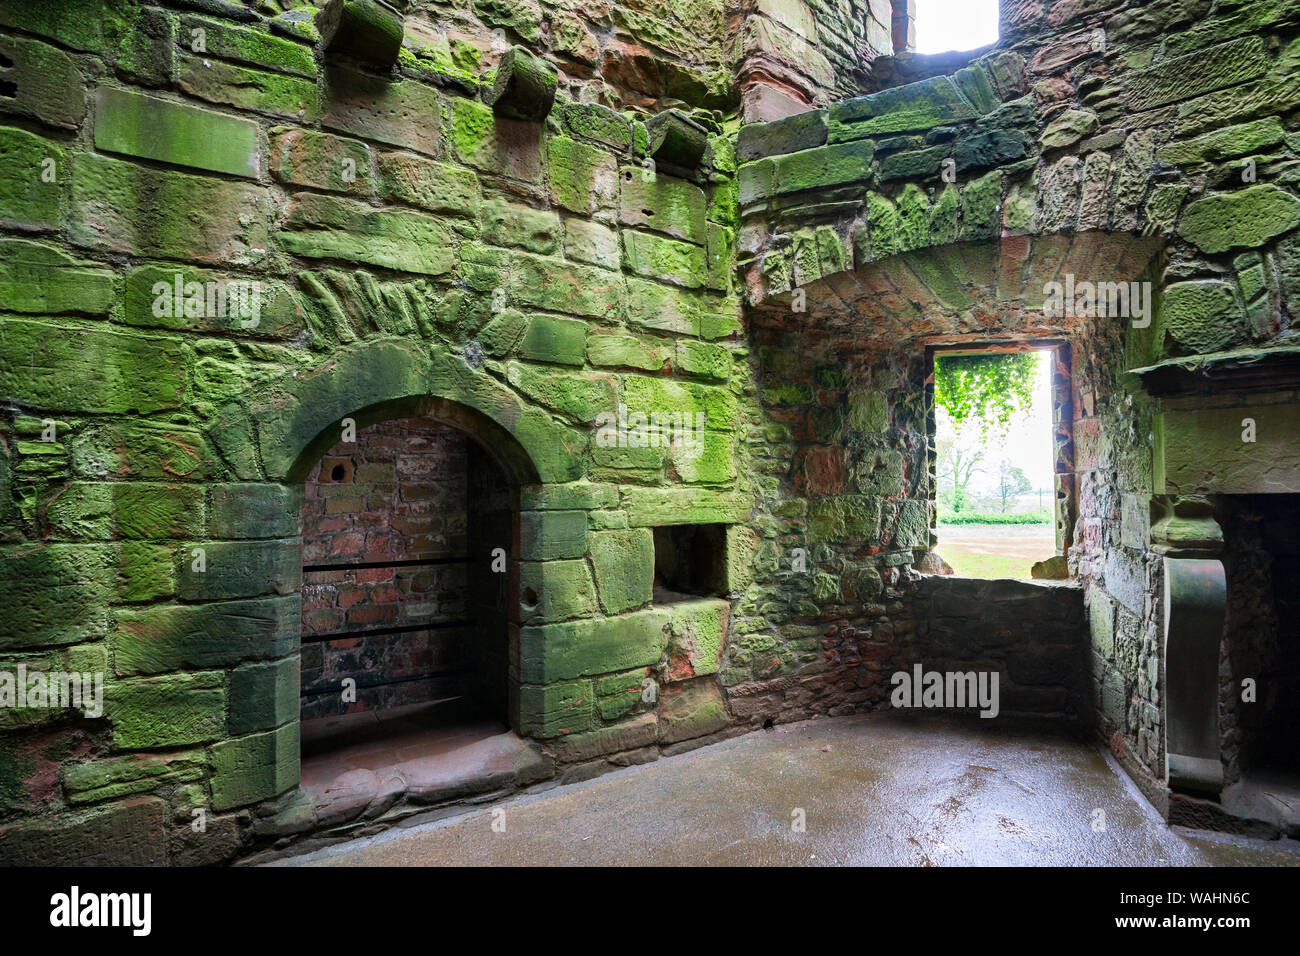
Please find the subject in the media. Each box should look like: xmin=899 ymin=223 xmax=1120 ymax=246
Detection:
xmin=247 ymin=701 xmax=551 ymax=862
xmin=1220 ymin=774 xmax=1300 ymax=838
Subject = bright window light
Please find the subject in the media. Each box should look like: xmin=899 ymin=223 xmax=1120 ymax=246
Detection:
xmin=914 ymin=0 xmax=1000 ymax=55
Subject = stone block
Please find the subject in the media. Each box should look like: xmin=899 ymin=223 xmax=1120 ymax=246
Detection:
xmin=518 ymin=608 xmax=668 ymax=683
xmin=589 ymin=528 xmax=654 ymax=614
xmin=271 ymin=127 xmax=374 ymax=195
xmin=0 ymin=238 xmax=113 ymax=315
xmin=518 ymin=680 xmax=595 ymax=738
xmin=0 ymin=33 xmax=87 ymax=129
xmin=281 ymin=193 xmax=457 ymax=276
xmin=228 ymin=657 xmax=299 ymax=735
xmin=70 ymin=152 xmax=270 ymax=264
xmin=658 ymin=676 xmax=728 ymax=744
xmin=519 ymin=510 xmax=589 ymax=560
xmin=210 ymin=722 xmax=299 ymax=810
xmin=210 ymin=483 xmax=302 ymax=539
xmin=0 ymin=798 xmax=167 ymax=866
xmin=519 ymin=559 xmax=597 ymax=623
xmin=108 ymin=671 xmax=227 ymax=748
xmin=177 ymin=539 xmax=301 ymax=601
xmin=665 ymin=599 xmax=728 ymax=680
xmin=114 ymin=595 xmax=300 ymax=676
xmin=0 ymin=126 xmax=65 ymax=230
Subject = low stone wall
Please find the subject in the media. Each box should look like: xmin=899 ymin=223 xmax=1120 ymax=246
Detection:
xmin=907 ymin=576 xmax=1090 ymax=725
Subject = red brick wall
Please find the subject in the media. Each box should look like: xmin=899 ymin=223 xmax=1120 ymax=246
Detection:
xmin=299 ymin=416 xmax=473 ymax=720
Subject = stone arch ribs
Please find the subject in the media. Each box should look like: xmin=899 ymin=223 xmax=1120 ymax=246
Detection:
xmin=207 ymin=338 xmax=580 ymax=487
xmin=748 ymin=230 xmax=1166 ymax=346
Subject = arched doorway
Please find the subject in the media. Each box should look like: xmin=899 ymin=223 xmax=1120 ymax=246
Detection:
xmin=203 ymin=342 xmax=580 ymax=825
xmin=275 ymin=390 xmax=553 ymax=819
xmin=297 ymin=408 xmax=516 ymax=783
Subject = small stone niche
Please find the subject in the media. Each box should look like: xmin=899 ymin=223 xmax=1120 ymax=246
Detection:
xmin=653 ymin=524 xmax=728 ymax=602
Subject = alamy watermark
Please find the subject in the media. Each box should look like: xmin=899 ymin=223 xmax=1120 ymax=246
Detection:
xmin=0 ymin=665 xmax=104 ymax=718
xmin=152 ymin=273 xmax=262 ymax=329
xmin=890 ymin=664 xmax=1000 ymax=719
xmin=595 ymin=404 xmax=707 ymax=452
xmin=1044 ymin=274 xmax=1152 ymax=328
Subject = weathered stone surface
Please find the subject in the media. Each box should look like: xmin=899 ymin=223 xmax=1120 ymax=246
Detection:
xmin=1158 ymin=280 xmax=1246 ymax=354
xmin=0 ymin=33 xmax=87 ymax=129
xmin=509 ymin=252 xmax=624 ymax=319
xmin=0 ymin=798 xmax=167 ymax=866
xmin=228 ymin=657 xmax=299 ymax=735
xmin=322 ymin=67 xmax=441 ymax=155
xmin=549 ymin=135 xmax=617 ymax=215
xmin=179 ymin=55 xmax=319 ymax=121
xmin=1039 ymin=109 xmax=1098 ymax=150
xmin=547 ymin=712 xmax=658 ymax=762
xmin=70 ymin=152 xmax=270 ymax=263
xmin=830 ymin=76 xmax=980 ymax=139
xmin=271 ymin=127 xmax=373 ymax=194
xmin=1125 ymin=36 xmax=1269 ymax=111
xmin=176 ymin=539 xmax=300 ymax=601
xmin=519 ymin=559 xmax=598 ymax=623
xmin=1177 ymin=185 xmax=1300 ymax=254
xmin=185 ymin=14 xmax=317 ymax=76
xmin=115 ymin=596 xmax=299 ymax=676
xmin=209 ymin=722 xmax=299 ymax=810
xmin=484 ymin=45 xmax=557 ymax=121
xmin=0 ymin=127 xmax=65 ymax=231
xmin=319 ymin=0 xmax=405 ymax=67
xmin=518 ymin=314 xmax=587 ymax=365
xmin=736 ymin=109 xmax=828 ymax=161
xmin=519 ymin=608 xmax=667 ymax=683
xmin=63 ymin=752 xmax=204 ymax=804
xmin=0 ymin=319 xmax=186 ymax=414
xmin=210 ymin=484 xmax=302 ymax=539
xmin=0 ymin=545 xmax=113 ymax=650
xmin=620 ymin=170 xmax=707 ymax=244
xmin=281 ymin=193 xmax=458 ymax=275
xmin=518 ymin=680 xmax=595 ymax=738
xmin=621 ymin=230 xmax=707 ymax=288
xmin=666 ymin=599 xmax=729 ymax=679
xmin=589 ymin=528 xmax=654 ymax=614
xmin=448 ymin=96 xmax=542 ymax=181
xmin=0 ymin=239 xmax=113 ymax=315
xmin=108 ymin=671 xmax=227 ymax=748
xmin=658 ymin=677 xmax=728 ymax=744
xmin=622 ymin=487 xmax=750 ymax=526
xmin=1156 ymin=117 xmax=1286 ymax=166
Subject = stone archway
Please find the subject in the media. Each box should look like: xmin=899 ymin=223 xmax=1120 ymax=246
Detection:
xmin=201 ymin=339 xmax=581 ymax=821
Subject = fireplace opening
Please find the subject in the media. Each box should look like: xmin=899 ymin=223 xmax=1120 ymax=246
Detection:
xmin=1219 ymin=494 xmax=1300 ymax=835
xmin=297 ymin=414 xmax=514 ymax=788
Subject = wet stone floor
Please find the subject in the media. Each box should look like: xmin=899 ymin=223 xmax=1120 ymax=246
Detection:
xmin=276 ymin=714 xmax=1300 ymax=867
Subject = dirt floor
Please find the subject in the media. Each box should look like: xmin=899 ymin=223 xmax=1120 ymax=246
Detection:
xmin=937 ymin=523 xmax=1057 ymax=579
xmin=274 ymin=714 xmax=1300 ymax=868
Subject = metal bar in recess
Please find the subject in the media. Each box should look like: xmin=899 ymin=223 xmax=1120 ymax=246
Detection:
xmin=302 ymin=556 xmax=473 ymax=573
xmin=299 ymin=668 xmax=474 ymax=698
xmin=299 ymin=619 xmax=474 ymax=645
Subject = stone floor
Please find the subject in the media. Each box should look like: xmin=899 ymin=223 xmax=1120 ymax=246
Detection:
xmin=274 ymin=713 xmax=1300 ymax=867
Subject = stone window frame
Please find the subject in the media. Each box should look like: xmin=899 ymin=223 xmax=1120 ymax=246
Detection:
xmin=891 ymin=0 xmax=917 ymax=54
xmin=923 ymin=339 xmax=1077 ymax=575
